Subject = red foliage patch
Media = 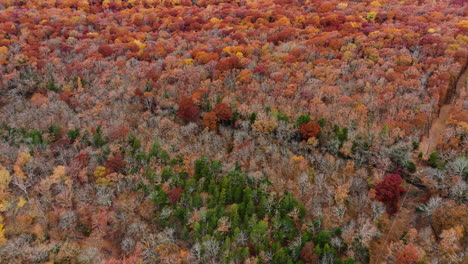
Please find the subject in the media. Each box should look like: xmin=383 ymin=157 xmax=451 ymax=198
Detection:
xmin=300 ymin=121 xmax=321 ymax=139
xmin=73 ymin=153 xmax=91 ymax=168
xmin=105 ymin=153 xmax=127 ymax=174
xmin=167 ymin=187 xmax=183 ymax=205
xmin=375 ymin=174 xmax=406 ymax=215
xmin=267 ymin=28 xmax=296 ymax=44
xmin=215 ymin=56 xmax=242 ymax=72
xmin=177 ymin=97 xmax=200 ymax=123
xmin=214 ymin=103 xmax=233 ymax=122
xmin=98 ymin=44 xmax=115 ymax=57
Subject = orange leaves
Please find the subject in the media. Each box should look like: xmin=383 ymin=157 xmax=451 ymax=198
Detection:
xmin=317 ymin=2 xmax=336 ymax=13
xmin=395 ymin=244 xmax=419 ymax=264
xmin=0 ymin=46 xmax=8 ymax=64
xmin=192 ymin=51 xmax=219 ymax=64
xmin=237 ymin=69 xmax=252 ymax=84
xmin=214 ymin=102 xmax=233 ymax=122
xmin=300 ymin=121 xmax=321 ymax=139
xmin=202 ymin=112 xmax=218 ymax=131
xmin=455 ymin=20 xmax=468 ymax=33
xmin=215 ymin=56 xmax=242 ymax=72
xmin=203 ymin=103 xmax=233 ymax=130
xmin=30 ymin=92 xmax=49 ymax=106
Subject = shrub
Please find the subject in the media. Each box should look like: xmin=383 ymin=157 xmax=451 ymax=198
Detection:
xmin=428 ymin=151 xmax=444 ymax=168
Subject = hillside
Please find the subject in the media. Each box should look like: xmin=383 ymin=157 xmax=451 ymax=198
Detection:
xmin=0 ymin=0 xmax=467 ymax=263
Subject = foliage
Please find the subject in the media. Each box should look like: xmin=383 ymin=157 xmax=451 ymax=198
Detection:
xmin=0 ymin=0 xmax=465 ymax=262
xmin=428 ymin=151 xmax=445 ymax=169
xmin=148 ymin=157 xmax=355 ymax=263
xmin=177 ymin=97 xmax=200 ymax=123
xmin=296 ymin=114 xmax=312 ymax=127
xmin=375 ymin=174 xmax=406 ymax=215
xmin=395 ymin=244 xmax=419 ymax=264
xmin=300 ymin=121 xmax=322 ymax=140
xmin=213 ymin=103 xmax=233 ymax=123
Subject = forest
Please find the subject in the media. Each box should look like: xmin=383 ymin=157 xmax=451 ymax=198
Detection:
xmin=0 ymin=0 xmax=467 ymax=263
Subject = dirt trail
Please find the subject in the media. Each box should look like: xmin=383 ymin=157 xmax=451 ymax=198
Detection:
xmin=418 ymin=61 xmax=468 ymax=158
xmin=418 ymin=105 xmax=452 ymax=158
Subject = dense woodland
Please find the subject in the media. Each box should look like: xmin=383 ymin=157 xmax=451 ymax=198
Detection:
xmin=0 ymin=0 xmax=467 ymax=263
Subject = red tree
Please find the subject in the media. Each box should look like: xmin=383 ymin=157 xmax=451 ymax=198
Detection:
xmin=167 ymin=187 xmax=183 ymax=205
xmin=202 ymin=112 xmax=219 ymax=131
xmin=98 ymin=44 xmax=115 ymax=57
xmin=300 ymin=121 xmax=321 ymax=139
xmin=215 ymin=56 xmax=242 ymax=72
xmin=375 ymin=174 xmax=406 ymax=215
xmin=105 ymin=153 xmax=126 ymax=174
xmin=214 ymin=103 xmax=233 ymax=122
xmin=177 ymin=97 xmax=200 ymax=123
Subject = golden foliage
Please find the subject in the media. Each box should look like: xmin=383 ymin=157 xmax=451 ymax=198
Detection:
xmin=202 ymin=112 xmax=218 ymax=131
xmin=17 ymin=197 xmax=27 ymax=208
xmin=237 ymin=69 xmax=252 ymax=84
xmin=252 ymin=120 xmax=277 ymax=135
xmin=0 ymin=166 xmax=11 ymax=189
xmin=0 ymin=215 xmax=6 ymax=247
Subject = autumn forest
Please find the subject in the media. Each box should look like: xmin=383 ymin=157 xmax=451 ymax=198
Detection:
xmin=0 ymin=0 xmax=467 ymax=263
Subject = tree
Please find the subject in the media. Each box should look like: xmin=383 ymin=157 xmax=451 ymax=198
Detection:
xmin=202 ymin=112 xmax=218 ymax=131
xmin=167 ymin=187 xmax=183 ymax=205
xmin=428 ymin=151 xmax=444 ymax=169
xmin=395 ymin=244 xmax=419 ymax=264
xmin=296 ymin=114 xmax=312 ymax=127
xmin=98 ymin=44 xmax=114 ymax=57
xmin=177 ymin=97 xmax=200 ymax=123
xmin=250 ymin=220 xmax=268 ymax=245
xmin=300 ymin=121 xmax=321 ymax=139
xmin=301 ymin=242 xmax=318 ymax=264
xmin=214 ymin=103 xmax=233 ymax=122
xmin=104 ymin=153 xmax=126 ymax=174
xmin=375 ymin=174 xmax=406 ymax=215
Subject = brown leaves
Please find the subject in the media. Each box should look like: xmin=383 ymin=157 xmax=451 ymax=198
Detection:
xmin=300 ymin=121 xmax=321 ymax=139
xmin=252 ymin=120 xmax=277 ymax=135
